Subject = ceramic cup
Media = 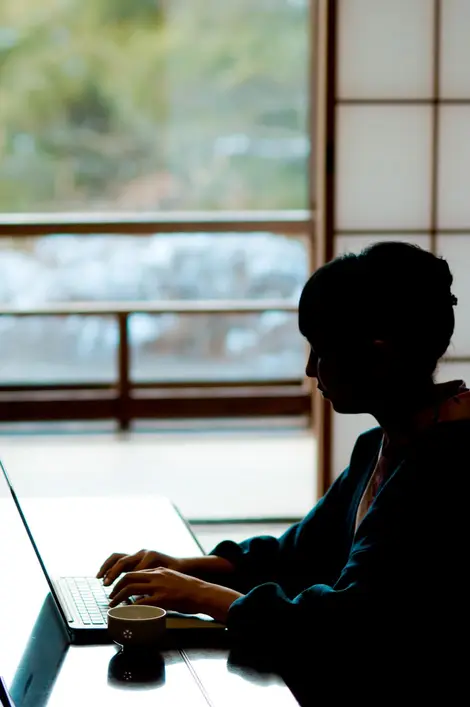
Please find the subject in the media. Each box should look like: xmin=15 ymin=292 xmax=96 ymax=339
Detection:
xmin=107 ymin=605 xmax=167 ymax=648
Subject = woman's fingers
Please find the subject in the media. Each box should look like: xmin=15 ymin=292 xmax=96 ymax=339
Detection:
xmin=109 ymin=582 xmax=154 ymax=607
xmin=96 ymin=552 xmax=126 ymax=579
xmin=98 ymin=550 xmax=169 ymax=585
xmin=133 ymin=595 xmax=165 ymax=607
xmin=103 ymin=552 xmax=146 ymax=586
xmin=109 ymin=569 xmax=153 ymax=600
xmin=134 ymin=552 xmax=161 ymax=572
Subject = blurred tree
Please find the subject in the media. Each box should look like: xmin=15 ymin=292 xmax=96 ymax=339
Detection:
xmin=0 ymin=0 xmax=309 ymax=212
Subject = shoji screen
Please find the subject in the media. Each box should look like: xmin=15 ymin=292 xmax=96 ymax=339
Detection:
xmin=326 ymin=0 xmax=470 ymax=480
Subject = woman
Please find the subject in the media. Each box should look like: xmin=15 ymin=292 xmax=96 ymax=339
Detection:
xmin=98 ymin=242 xmax=469 ymax=698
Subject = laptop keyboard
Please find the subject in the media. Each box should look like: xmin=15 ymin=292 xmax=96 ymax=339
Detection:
xmin=62 ymin=577 xmax=112 ymax=626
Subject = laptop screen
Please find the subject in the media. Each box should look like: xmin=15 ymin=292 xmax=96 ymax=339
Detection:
xmin=0 ymin=463 xmax=69 ymax=707
xmin=0 ymin=678 xmax=16 ymax=707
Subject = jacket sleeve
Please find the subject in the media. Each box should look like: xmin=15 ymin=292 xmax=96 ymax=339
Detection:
xmin=225 ymin=534 xmax=379 ymax=652
xmin=225 ymin=438 xmax=448 ymax=669
xmin=209 ymin=457 xmax=363 ymax=594
xmin=210 ymin=430 xmax=380 ymax=594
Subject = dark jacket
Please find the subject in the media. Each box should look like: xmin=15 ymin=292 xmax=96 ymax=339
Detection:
xmin=212 ymin=421 xmax=470 ymax=702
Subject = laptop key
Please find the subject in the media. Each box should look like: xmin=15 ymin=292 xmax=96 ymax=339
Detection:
xmin=62 ymin=576 xmax=115 ymax=628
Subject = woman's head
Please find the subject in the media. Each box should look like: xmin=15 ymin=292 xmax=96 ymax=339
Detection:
xmin=299 ymin=242 xmax=457 ymax=414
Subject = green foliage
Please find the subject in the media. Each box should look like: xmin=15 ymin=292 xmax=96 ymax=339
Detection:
xmin=0 ymin=0 xmax=309 ymax=212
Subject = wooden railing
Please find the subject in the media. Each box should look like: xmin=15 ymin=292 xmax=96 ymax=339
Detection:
xmin=0 ymin=300 xmax=310 ymax=428
xmin=0 ymin=210 xmax=310 ymax=236
xmin=0 ymin=212 xmax=314 ymax=427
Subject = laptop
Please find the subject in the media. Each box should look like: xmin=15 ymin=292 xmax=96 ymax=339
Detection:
xmin=8 ymin=594 xmax=68 ymax=707
xmin=1 ymin=460 xmax=227 ymax=646
xmin=0 ymin=678 xmax=16 ymax=707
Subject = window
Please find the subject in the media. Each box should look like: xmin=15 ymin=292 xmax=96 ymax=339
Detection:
xmin=0 ymin=0 xmax=310 ymax=213
xmin=323 ymin=0 xmax=470 ymax=486
xmin=0 ymin=1 xmax=314 ymax=424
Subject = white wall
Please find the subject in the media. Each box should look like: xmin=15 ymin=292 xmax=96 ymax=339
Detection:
xmin=331 ymin=0 xmax=470 ymax=477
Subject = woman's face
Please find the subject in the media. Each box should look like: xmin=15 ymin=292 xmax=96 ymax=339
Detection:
xmin=305 ymin=333 xmax=381 ymax=414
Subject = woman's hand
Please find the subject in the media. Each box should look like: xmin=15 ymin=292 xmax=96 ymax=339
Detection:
xmin=97 ymin=549 xmax=182 ymax=586
xmin=108 ymin=567 xmax=243 ymax=623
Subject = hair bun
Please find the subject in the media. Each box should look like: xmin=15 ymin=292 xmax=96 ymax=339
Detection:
xmin=451 ymin=294 xmax=458 ymax=307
